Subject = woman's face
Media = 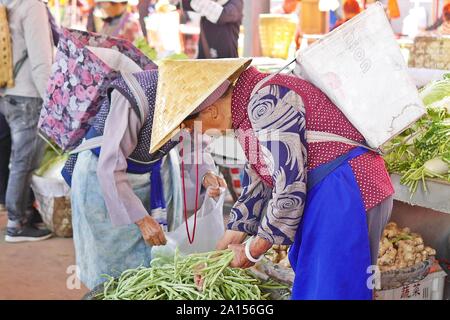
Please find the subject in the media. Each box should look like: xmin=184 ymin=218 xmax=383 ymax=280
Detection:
xmin=97 ymin=2 xmax=126 ymax=17
xmin=182 ymin=100 xmax=233 ymax=138
xmin=182 ymin=106 xmax=225 ymax=137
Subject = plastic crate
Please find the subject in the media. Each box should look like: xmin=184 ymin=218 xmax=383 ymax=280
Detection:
xmin=375 ymin=267 xmax=447 ymax=300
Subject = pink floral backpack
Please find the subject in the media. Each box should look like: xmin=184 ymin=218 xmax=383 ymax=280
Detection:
xmin=38 ymin=28 xmax=156 ymax=151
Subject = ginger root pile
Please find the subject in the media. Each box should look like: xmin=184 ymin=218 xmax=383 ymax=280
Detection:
xmin=265 ymin=245 xmax=291 ymax=268
xmin=377 ymin=222 xmax=436 ymax=272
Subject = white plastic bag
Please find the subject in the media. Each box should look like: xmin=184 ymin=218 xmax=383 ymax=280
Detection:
xmin=152 ymin=189 xmax=226 ymax=259
xmin=31 ymin=172 xmax=72 ymax=237
xmin=294 ymin=3 xmax=425 ymax=148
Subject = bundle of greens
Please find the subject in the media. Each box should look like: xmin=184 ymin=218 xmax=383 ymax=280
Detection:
xmin=134 ymin=38 xmax=188 ymax=63
xmin=134 ymin=37 xmax=158 ymax=61
xmin=35 ymin=145 xmax=68 ymax=178
xmin=384 ymin=75 xmax=450 ymax=194
xmin=96 ymin=250 xmax=289 ymax=300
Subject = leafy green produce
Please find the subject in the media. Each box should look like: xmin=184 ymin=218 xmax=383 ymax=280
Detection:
xmin=134 ymin=38 xmax=188 ymax=62
xmin=163 ymin=52 xmax=188 ymax=61
xmin=35 ymin=145 xmax=68 ymax=178
xmin=419 ymin=74 xmax=450 ymax=107
xmin=384 ymin=76 xmax=450 ymax=194
xmin=96 ymin=250 xmax=289 ymax=300
xmin=134 ymin=37 xmax=158 ymax=61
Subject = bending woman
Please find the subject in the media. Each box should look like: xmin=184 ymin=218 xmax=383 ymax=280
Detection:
xmin=172 ymin=59 xmax=394 ymax=300
xmin=66 ymin=68 xmax=227 ymax=289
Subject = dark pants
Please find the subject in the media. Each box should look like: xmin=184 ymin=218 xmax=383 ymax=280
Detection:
xmin=0 ymin=96 xmax=45 ymax=223
xmin=0 ymin=113 xmax=11 ymax=204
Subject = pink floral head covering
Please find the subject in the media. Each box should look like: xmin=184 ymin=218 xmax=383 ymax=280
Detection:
xmin=191 ymin=80 xmax=231 ymax=115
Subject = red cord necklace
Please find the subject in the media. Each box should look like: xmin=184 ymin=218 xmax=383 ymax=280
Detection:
xmin=179 ymin=133 xmax=199 ymax=244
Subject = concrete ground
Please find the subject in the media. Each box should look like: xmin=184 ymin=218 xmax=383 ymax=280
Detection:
xmin=0 ymin=202 xmax=232 ymax=300
xmin=0 ymin=209 xmax=88 ymax=300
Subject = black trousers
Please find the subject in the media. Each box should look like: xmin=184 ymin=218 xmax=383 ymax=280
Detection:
xmin=0 ymin=113 xmax=11 ymax=205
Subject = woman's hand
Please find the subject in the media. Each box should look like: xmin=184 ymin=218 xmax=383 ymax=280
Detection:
xmin=228 ymin=236 xmax=273 ymax=269
xmin=228 ymin=244 xmax=254 ymax=269
xmin=136 ymin=215 xmax=167 ymax=246
xmin=202 ymin=171 xmax=227 ymax=198
xmin=216 ymin=230 xmax=247 ymax=250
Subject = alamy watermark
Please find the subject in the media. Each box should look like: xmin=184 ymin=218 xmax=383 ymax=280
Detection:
xmin=367 ymin=265 xmax=381 ymax=290
xmin=66 ymin=265 xmax=81 ymax=290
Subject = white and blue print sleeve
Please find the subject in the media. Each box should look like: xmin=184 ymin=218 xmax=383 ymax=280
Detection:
xmin=227 ymin=162 xmax=272 ymax=235
xmin=249 ymin=85 xmax=308 ymax=245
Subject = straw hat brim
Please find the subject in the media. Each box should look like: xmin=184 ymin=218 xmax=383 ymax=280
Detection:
xmin=150 ymin=58 xmax=252 ymax=154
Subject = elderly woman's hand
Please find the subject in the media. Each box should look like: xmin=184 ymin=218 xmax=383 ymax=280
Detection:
xmin=216 ymin=230 xmax=247 ymax=250
xmin=202 ymin=171 xmax=227 ymax=197
xmin=227 ymin=243 xmax=254 ymax=269
xmin=228 ymin=236 xmax=273 ymax=269
xmin=136 ymin=215 xmax=167 ymax=246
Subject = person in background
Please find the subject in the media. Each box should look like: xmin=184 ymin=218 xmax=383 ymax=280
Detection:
xmin=426 ymin=16 xmax=444 ymax=32
xmin=333 ymin=0 xmax=361 ymax=30
xmin=181 ymin=0 xmax=243 ymax=59
xmin=0 ymin=114 xmax=10 ymax=212
xmin=272 ymin=0 xmax=299 ymax=14
xmin=427 ymin=0 xmax=450 ymax=31
xmin=87 ymin=1 xmax=97 ymax=32
xmin=0 ymin=0 xmax=53 ymax=242
xmin=437 ymin=3 xmax=450 ymax=35
xmin=137 ymin=0 xmax=152 ymax=38
xmin=93 ymin=0 xmax=143 ymax=42
xmin=43 ymin=0 xmax=61 ymax=46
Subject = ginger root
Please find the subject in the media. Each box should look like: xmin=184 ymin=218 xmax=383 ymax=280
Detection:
xmin=378 ymin=223 xmax=437 ymax=271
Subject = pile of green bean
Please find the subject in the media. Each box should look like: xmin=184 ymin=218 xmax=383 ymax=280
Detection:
xmin=95 ymin=250 xmax=289 ymax=300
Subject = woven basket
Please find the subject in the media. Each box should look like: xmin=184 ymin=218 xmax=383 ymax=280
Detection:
xmin=259 ymin=14 xmax=297 ymax=59
xmin=380 ymin=258 xmax=433 ymax=290
xmin=0 ymin=5 xmax=14 ymax=88
xmin=409 ymin=36 xmax=450 ymax=70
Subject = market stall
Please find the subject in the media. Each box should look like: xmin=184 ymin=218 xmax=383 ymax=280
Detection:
xmin=255 ymin=224 xmax=447 ymax=300
xmin=382 ymin=73 xmax=450 ymax=299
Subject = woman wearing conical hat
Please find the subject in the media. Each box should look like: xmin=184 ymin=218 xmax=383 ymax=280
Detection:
xmin=155 ymin=59 xmax=394 ymax=300
xmin=66 ymin=62 xmax=233 ymax=290
xmin=93 ymin=0 xmax=143 ymax=43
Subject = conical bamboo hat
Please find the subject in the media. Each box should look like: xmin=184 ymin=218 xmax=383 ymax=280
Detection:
xmin=150 ymin=58 xmax=252 ymax=154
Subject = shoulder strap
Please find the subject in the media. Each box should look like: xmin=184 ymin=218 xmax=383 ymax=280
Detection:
xmin=13 ymin=50 xmax=28 ymax=78
xmin=250 ymin=58 xmax=296 ymax=96
xmin=122 ymin=72 xmax=149 ymax=125
xmin=306 ymin=131 xmax=380 ymax=153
